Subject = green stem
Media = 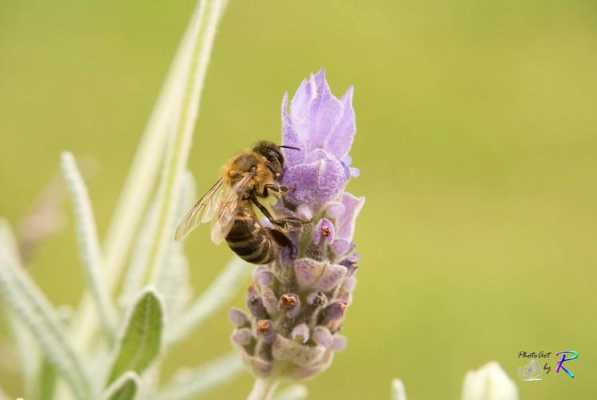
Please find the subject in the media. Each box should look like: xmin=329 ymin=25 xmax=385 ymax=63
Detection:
xmin=247 ymin=378 xmax=280 ymax=400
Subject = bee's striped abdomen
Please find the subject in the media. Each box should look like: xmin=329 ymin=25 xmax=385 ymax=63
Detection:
xmin=226 ymin=212 xmax=276 ymax=265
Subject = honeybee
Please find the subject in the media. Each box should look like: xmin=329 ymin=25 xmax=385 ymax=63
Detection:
xmin=175 ymin=141 xmax=301 ymax=264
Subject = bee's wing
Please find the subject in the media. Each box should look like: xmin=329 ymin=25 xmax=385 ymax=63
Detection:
xmin=210 ymin=174 xmax=253 ymax=245
xmin=175 ymin=178 xmax=225 ymax=241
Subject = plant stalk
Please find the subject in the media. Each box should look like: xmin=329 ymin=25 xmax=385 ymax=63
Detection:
xmin=247 ymin=378 xmax=280 ymax=400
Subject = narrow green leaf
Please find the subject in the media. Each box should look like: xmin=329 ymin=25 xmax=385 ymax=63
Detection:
xmin=146 ymin=0 xmax=230 ymax=285
xmin=61 ymin=152 xmax=117 ymax=341
xmin=73 ymin=0 xmax=228 ymax=354
xmin=0 ymin=219 xmax=92 ymax=399
xmin=38 ymin=356 xmax=58 ymax=400
xmin=107 ymin=289 xmax=163 ymax=384
xmin=10 ymin=314 xmax=41 ymax=398
xmin=120 ymin=171 xmax=195 ymax=313
xmin=102 ymin=372 xmax=139 ymax=400
xmin=155 ymin=171 xmax=196 ymax=320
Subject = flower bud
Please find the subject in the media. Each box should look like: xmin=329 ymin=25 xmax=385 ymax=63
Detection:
xmin=254 ymin=267 xmax=274 ymax=288
xmin=306 ymin=291 xmax=328 ymax=307
xmin=462 ymin=362 xmax=518 ymax=400
xmin=320 ymin=302 xmax=347 ymax=330
xmin=278 ymin=293 xmax=301 ymax=319
xmin=229 ymin=308 xmax=250 ymax=328
xmin=255 ymin=319 xmax=275 ymax=344
xmin=313 ymin=218 xmax=335 ymax=245
xmin=294 ymin=258 xmax=346 ymax=291
xmin=231 ymin=328 xmax=253 ymax=346
xmin=260 ymin=287 xmax=278 ymax=315
xmin=336 ymin=276 xmax=356 ymax=305
xmin=340 ymin=253 xmax=359 ymax=275
xmin=331 ymin=334 xmax=347 ymax=351
xmin=247 ymin=286 xmax=268 ymax=319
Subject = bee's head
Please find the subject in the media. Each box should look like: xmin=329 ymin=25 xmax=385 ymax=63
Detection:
xmin=252 ymin=141 xmax=300 ymax=178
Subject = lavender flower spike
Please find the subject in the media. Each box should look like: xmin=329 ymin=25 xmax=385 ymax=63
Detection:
xmin=232 ymin=70 xmax=365 ymax=391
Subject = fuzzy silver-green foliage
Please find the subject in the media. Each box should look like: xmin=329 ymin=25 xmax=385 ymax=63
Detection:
xmin=0 ymin=0 xmax=265 ymax=399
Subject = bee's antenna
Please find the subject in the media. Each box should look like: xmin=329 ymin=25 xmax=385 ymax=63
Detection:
xmin=280 ymin=145 xmax=301 ymax=151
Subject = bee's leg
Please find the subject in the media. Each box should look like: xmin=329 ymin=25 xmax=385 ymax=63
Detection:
xmin=261 ymin=183 xmax=289 ymax=198
xmin=251 ymin=195 xmax=310 ymax=228
xmin=251 ymin=197 xmax=287 ymax=228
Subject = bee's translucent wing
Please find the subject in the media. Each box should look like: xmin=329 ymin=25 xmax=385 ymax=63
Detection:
xmin=210 ymin=174 xmax=253 ymax=244
xmin=175 ymin=178 xmax=224 ymax=241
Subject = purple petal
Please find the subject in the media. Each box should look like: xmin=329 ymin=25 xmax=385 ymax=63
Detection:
xmin=261 ymin=287 xmax=278 ymax=315
xmin=254 ymin=267 xmax=274 ymax=288
xmin=320 ymin=302 xmax=347 ymax=328
xmin=341 ymin=154 xmax=360 ymax=178
xmin=296 ymin=204 xmax=313 ymax=221
xmin=331 ymin=335 xmax=348 ymax=351
xmin=281 ymin=93 xmax=305 ymax=167
xmin=282 ymin=161 xmax=321 ymax=205
xmin=231 ymin=328 xmax=253 ymax=346
xmin=305 ymin=74 xmax=343 ymax=151
xmin=325 ymin=86 xmax=356 ymax=160
xmin=335 ymin=192 xmax=365 ymax=242
xmin=290 ymin=76 xmax=315 ymax=124
xmin=294 ymin=258 xmax=322 ymax=289
xmin=229 ymin=308 xmax=249 ymax=327
xmin=330 ymin=239 xmax=354 ymax=257
xmin=312 ymin=326 xmax=333 ymax=348
xmin=282 ymin=156 xmax=347 ymax=206
xmin=324 ymin=201 xmax=345 ymax=220
xmin=316 ymin=158 xmax=348 ymax=203
xmin=316 ymin=264 xmax=346 ymax=292
xmin=294 ymin=259 xmax=347 ymax=291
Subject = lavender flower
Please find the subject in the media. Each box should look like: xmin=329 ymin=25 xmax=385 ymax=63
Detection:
xmin=231 ymin=70 xmax=365 ymax=385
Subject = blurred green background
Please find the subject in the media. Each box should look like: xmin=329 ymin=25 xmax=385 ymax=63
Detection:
xmin=1 ymin=0 xmax=596 ymax=398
